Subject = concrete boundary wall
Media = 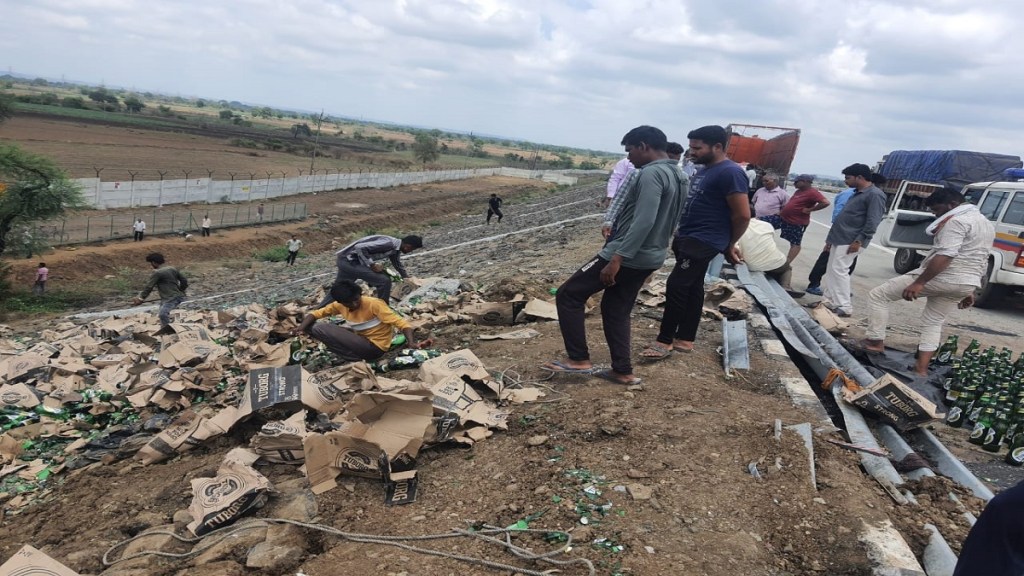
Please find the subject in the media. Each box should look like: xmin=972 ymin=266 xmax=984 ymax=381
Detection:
xmin=73 ymin=167 xmax=580 ymax=209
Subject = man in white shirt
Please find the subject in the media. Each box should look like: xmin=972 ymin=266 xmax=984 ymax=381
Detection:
xmin=856 ymin=189 xmax=994 ymax=376
xmin=132 ymin=218 xmax=146 ymax=241
xmin=604 ymin=156 xmax=634 ymax=207
xmin=735 ymin=218 xmax=803 ymax=297
xmin=286 ymin=235 xmax=303 ymax=266
xmin=201 ymin=215 xmax=212 ymax=237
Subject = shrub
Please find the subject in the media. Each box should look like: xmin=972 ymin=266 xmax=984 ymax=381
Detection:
xmin=254 ymin=245 xmax=289 ymax=262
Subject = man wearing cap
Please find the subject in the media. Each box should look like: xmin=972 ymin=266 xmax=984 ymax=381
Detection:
xmin=761 ymin=174 xmax=830 ymax=265
xmin=324 ymin=234 xmax=423 ymax=305
xmin=820 ymin=164 xmax=887 ymax=317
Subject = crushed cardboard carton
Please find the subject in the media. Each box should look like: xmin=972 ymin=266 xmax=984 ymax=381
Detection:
xmin=136 ymin=408 xmax=237 ymax=465
xmin=842 ymin=373 xmax=943 ymax=431
xmin=187 ymin=457 xmax=273 ymax=536
xmin=811 ymin=305 xmax=849 ymax=334
xmin=251 ymin=411 xmax=307 ymax=464
xmin=0 ymin=545 xmax=81 ymax=576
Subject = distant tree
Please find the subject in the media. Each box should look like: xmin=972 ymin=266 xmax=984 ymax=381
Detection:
xmin=0 ymin=94 xmax=14 ymax=123
xmin=290 ymin=123 xmax=312 ymax=139
xmin=0 ymin=111 xmax=85 ymax=260
xmin=255 ymin=106 xmax=273 ymax=119
xmin=123 ymin=94 xmax=145 ymax=113
xmin=412 ymin=133 xmax=440 ymax=165
xmin=156 ymin=104 xmax=173 ymax=116
xmin=195 ymin=99 xmax=206 ymax=108
xmin=470 ymin=138 xmax=488 ymax=158
xmin=61 ymin=96 xmax=86 ymax=109
xmin=31 ymin=78 xmax=49 ymax=86
xmin=87 ymin=88 xmax=118 ymax=106
xmin=218 ymin=109 xmax=234 ymax=120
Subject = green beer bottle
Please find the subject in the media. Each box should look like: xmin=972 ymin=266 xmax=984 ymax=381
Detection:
xmin=935 ymin=335 xmax=958 ymax=364
xmin=963 ymin=339 xmax=981 ymax=360
xmin=983 ymin=410 xmax=1009 ymax=452
xmin=945 ymin=387 xmax=975 ymax=428
xmin=1005 ymin=430 xmax=1024 ymax=466
xmin=969 ymin=404 xmax=997 ymax=446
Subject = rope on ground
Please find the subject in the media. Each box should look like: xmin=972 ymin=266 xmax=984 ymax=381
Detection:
xmin=103 ymin=518 xmax=596 ymax=575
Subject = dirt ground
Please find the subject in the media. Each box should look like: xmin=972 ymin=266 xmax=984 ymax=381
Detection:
xmin=0 ymin=179 xmax=988 ymax=576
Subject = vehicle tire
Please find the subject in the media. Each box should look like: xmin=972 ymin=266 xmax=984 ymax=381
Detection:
xmin=893 ymin=248 xmax=919 ymax=274
xmin=974 ymin=259 xmax=1006 ymax=309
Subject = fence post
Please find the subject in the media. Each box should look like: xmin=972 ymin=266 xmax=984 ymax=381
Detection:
xmin=86 ymin=216 xmax=91 ymax=242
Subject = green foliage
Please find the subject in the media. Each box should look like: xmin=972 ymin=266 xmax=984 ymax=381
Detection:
xmin=219 ymin=109 xmax=234 ymax=120
xmin=290 ymin=123 xmax=312 ymax=138
xmin=195 ymin=99 xmax=206 ymax=108
xmin=0 ymin=145 xmax=86 ymax=258
xmin=412 ymin=132 xmax=440 ymax=164
xmin=123 ymin=94 xmax=145 ymax=113
xmin=254 ymin=245 xmax=290 ymax=262
xmin=0 ymin=93 xmax=13 ymax=123
xmin=157 ymin=104 xmax=173 ymax=117
xmin=87 ymin=87 xmax=119 ymax=108
xmin=0 ymin=289 xmax=96 ymax=315
xmin=61 ymin=96 xmax=86 ymax=109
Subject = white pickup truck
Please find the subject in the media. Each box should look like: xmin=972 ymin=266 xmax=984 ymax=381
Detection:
xmin=875 ymin=180 xmax=1024 ymax=308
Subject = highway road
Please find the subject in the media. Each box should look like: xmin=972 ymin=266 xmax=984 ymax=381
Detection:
xmin=780 ymin=192 xmax=1024 ymax=354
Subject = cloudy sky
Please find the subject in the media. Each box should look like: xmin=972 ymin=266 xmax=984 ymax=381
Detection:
xmin=1 ymin=0 xmax=1021 ymax=175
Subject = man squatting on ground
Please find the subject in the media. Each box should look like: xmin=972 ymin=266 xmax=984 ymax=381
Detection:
xmin=643 ymin=125 xmax=750 ymax=358
xmin=542 ymin=125 xmax=687 ymax=385
xmin=735 ymin=219 xmax=802 ymax=296
xmin=293 ymin=280 xmax=430 ymax=362
xmin=323 ymin=234 xmax=423 ymax=305
xmin=133 ymin=252 xmax=188 ymax=327
xmin=855 ymin=188 xmax=994 ymax=376
xmin=602 ymin=141 xmax=685 ymax=240
xmin=819 ymin=163 xmax=887 ymax=317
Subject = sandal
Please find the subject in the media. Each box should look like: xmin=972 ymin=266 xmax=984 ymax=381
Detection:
xmin=839 ymin=338 xmax=883 ymax=355
xmin=593 ymin=369 xmax=642 ymax=386
xmin=640 ymin=343 xmax=673 ymax=360
xmin=540 ymin=360 xmax=596 ymax=374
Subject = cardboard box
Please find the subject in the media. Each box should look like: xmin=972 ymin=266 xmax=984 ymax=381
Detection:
xmin=235 ymin=365 xmax=347 ymax=420
xmin=0 ymin=545 xmax=80 ymax=575
xmin=842 ymin=373 xmax=943 ymax=431
xmin=187 ymin=459 xmax=272 ymax=536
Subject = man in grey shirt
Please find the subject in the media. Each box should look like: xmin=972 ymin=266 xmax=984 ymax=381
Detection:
xmin=543 ymin=125 xmax=687 ymax=385
xmin=820 ymin=163 xmax=887 ymax=316
xmin=324 ymin=234 xmax=423 ymax=305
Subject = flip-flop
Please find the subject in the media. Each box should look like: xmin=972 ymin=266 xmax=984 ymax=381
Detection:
xmin=785 ymin=289 xmax=806 ymax=298
xmin=672 ymin=344 xmax=694 ymax=353
xmin=593 ymin=369 xmax=642 ymax=386
xmin=839 ymin=338 xmax=883 ymax=355
xmin=540 ymin=360 xmax=595 ymax=374
xmin=640 ymin=343 xmax=672 ymax=360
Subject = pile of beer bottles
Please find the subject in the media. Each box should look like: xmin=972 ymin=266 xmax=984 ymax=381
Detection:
xmin=940 ymin=336 xmax=1024 ymax=466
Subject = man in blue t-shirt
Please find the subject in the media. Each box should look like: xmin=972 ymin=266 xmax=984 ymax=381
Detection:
xmin=643 ymin=125 xmax=750 ymax=358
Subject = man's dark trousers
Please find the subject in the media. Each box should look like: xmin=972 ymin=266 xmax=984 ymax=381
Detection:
xmin=321 ymin=257 xmax=393 ymax=306
xmin=555 ymin=256 xmax=653 ymax=376
xmin=657 ymin=237 xmax=718 ymax=345
xmin=953 ymin=480 xmax=1024 ymax=576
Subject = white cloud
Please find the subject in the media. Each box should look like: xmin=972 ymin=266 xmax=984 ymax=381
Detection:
xmin=2 ymin=0 xmax=1024 ymax=174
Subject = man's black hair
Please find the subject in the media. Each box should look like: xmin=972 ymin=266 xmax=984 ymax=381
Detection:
xmin=687 ymin=125 xmax=730 ymax=149
xmin=330 ymin=279 xmax=363 ymax=303
xmin=666 ymin=142 xmax=685 ymax=155
xmin=620 ymin=126 xmax=668 ymax=151
xmin=842 ymin=163 xmax=872 ymax=179
xmin=402 ymin=235 xmax=423 ymax=249
xmin=145 ymin=253 xmax=165 ymax=265
xmin=925 ymin=188 xmax=966 ymax=206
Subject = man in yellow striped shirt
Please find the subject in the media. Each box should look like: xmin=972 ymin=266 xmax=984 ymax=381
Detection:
xmin=292 ymin=280 xmax=429 ymax=362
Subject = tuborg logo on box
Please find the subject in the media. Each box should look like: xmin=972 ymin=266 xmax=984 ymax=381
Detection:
xmin=198 ymin=474 xmax=244 ymax=506
xmin=1 ymin=391 xmax=25 ymax=405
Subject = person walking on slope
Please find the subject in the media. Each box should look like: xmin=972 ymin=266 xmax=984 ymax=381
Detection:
xmin=486 ymin=193 xmax=504 ymax=224
xmin=293 ymin=280 xmax=430 ymax=362
xmin=132 ymin=218 xmax=146 ymax=241
xmin=324 ymin=234 xmax=423 ymax=305
xmin=132 ymin=252 xmax=188 ymax=327
xmin=817 ymin=164 xmax=887 ymax=317
xmin=286 ymin=235 xmax=303 ymax=266
xmin=849 ymin=189 xmax=994 ymax=376
xmin=33 ymin=262 xmax=49 ymax=296
xmin=642 ymin=125 xmax=750 ymax=358
xmin=542 ymin=125 xmax=687 ymax=385
xmin=201 ymin=215 xmax=212 ymax=237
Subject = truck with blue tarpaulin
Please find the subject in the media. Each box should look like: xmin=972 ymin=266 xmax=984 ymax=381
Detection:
xmin=877 ymin=150 xmax=1023 ymax=210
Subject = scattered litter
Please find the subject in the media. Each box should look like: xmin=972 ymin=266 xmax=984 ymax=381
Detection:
xmin=478 ymin=328 xmax=541 ymax=341
xmin=0 ymin=545 xmax=81 ymax=575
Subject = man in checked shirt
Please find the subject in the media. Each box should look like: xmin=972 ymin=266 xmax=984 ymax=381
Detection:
xmin=602 ymin=141 xmax=687 ymax=241
xmin=323 ymin=234 xmax=423 ymax=305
